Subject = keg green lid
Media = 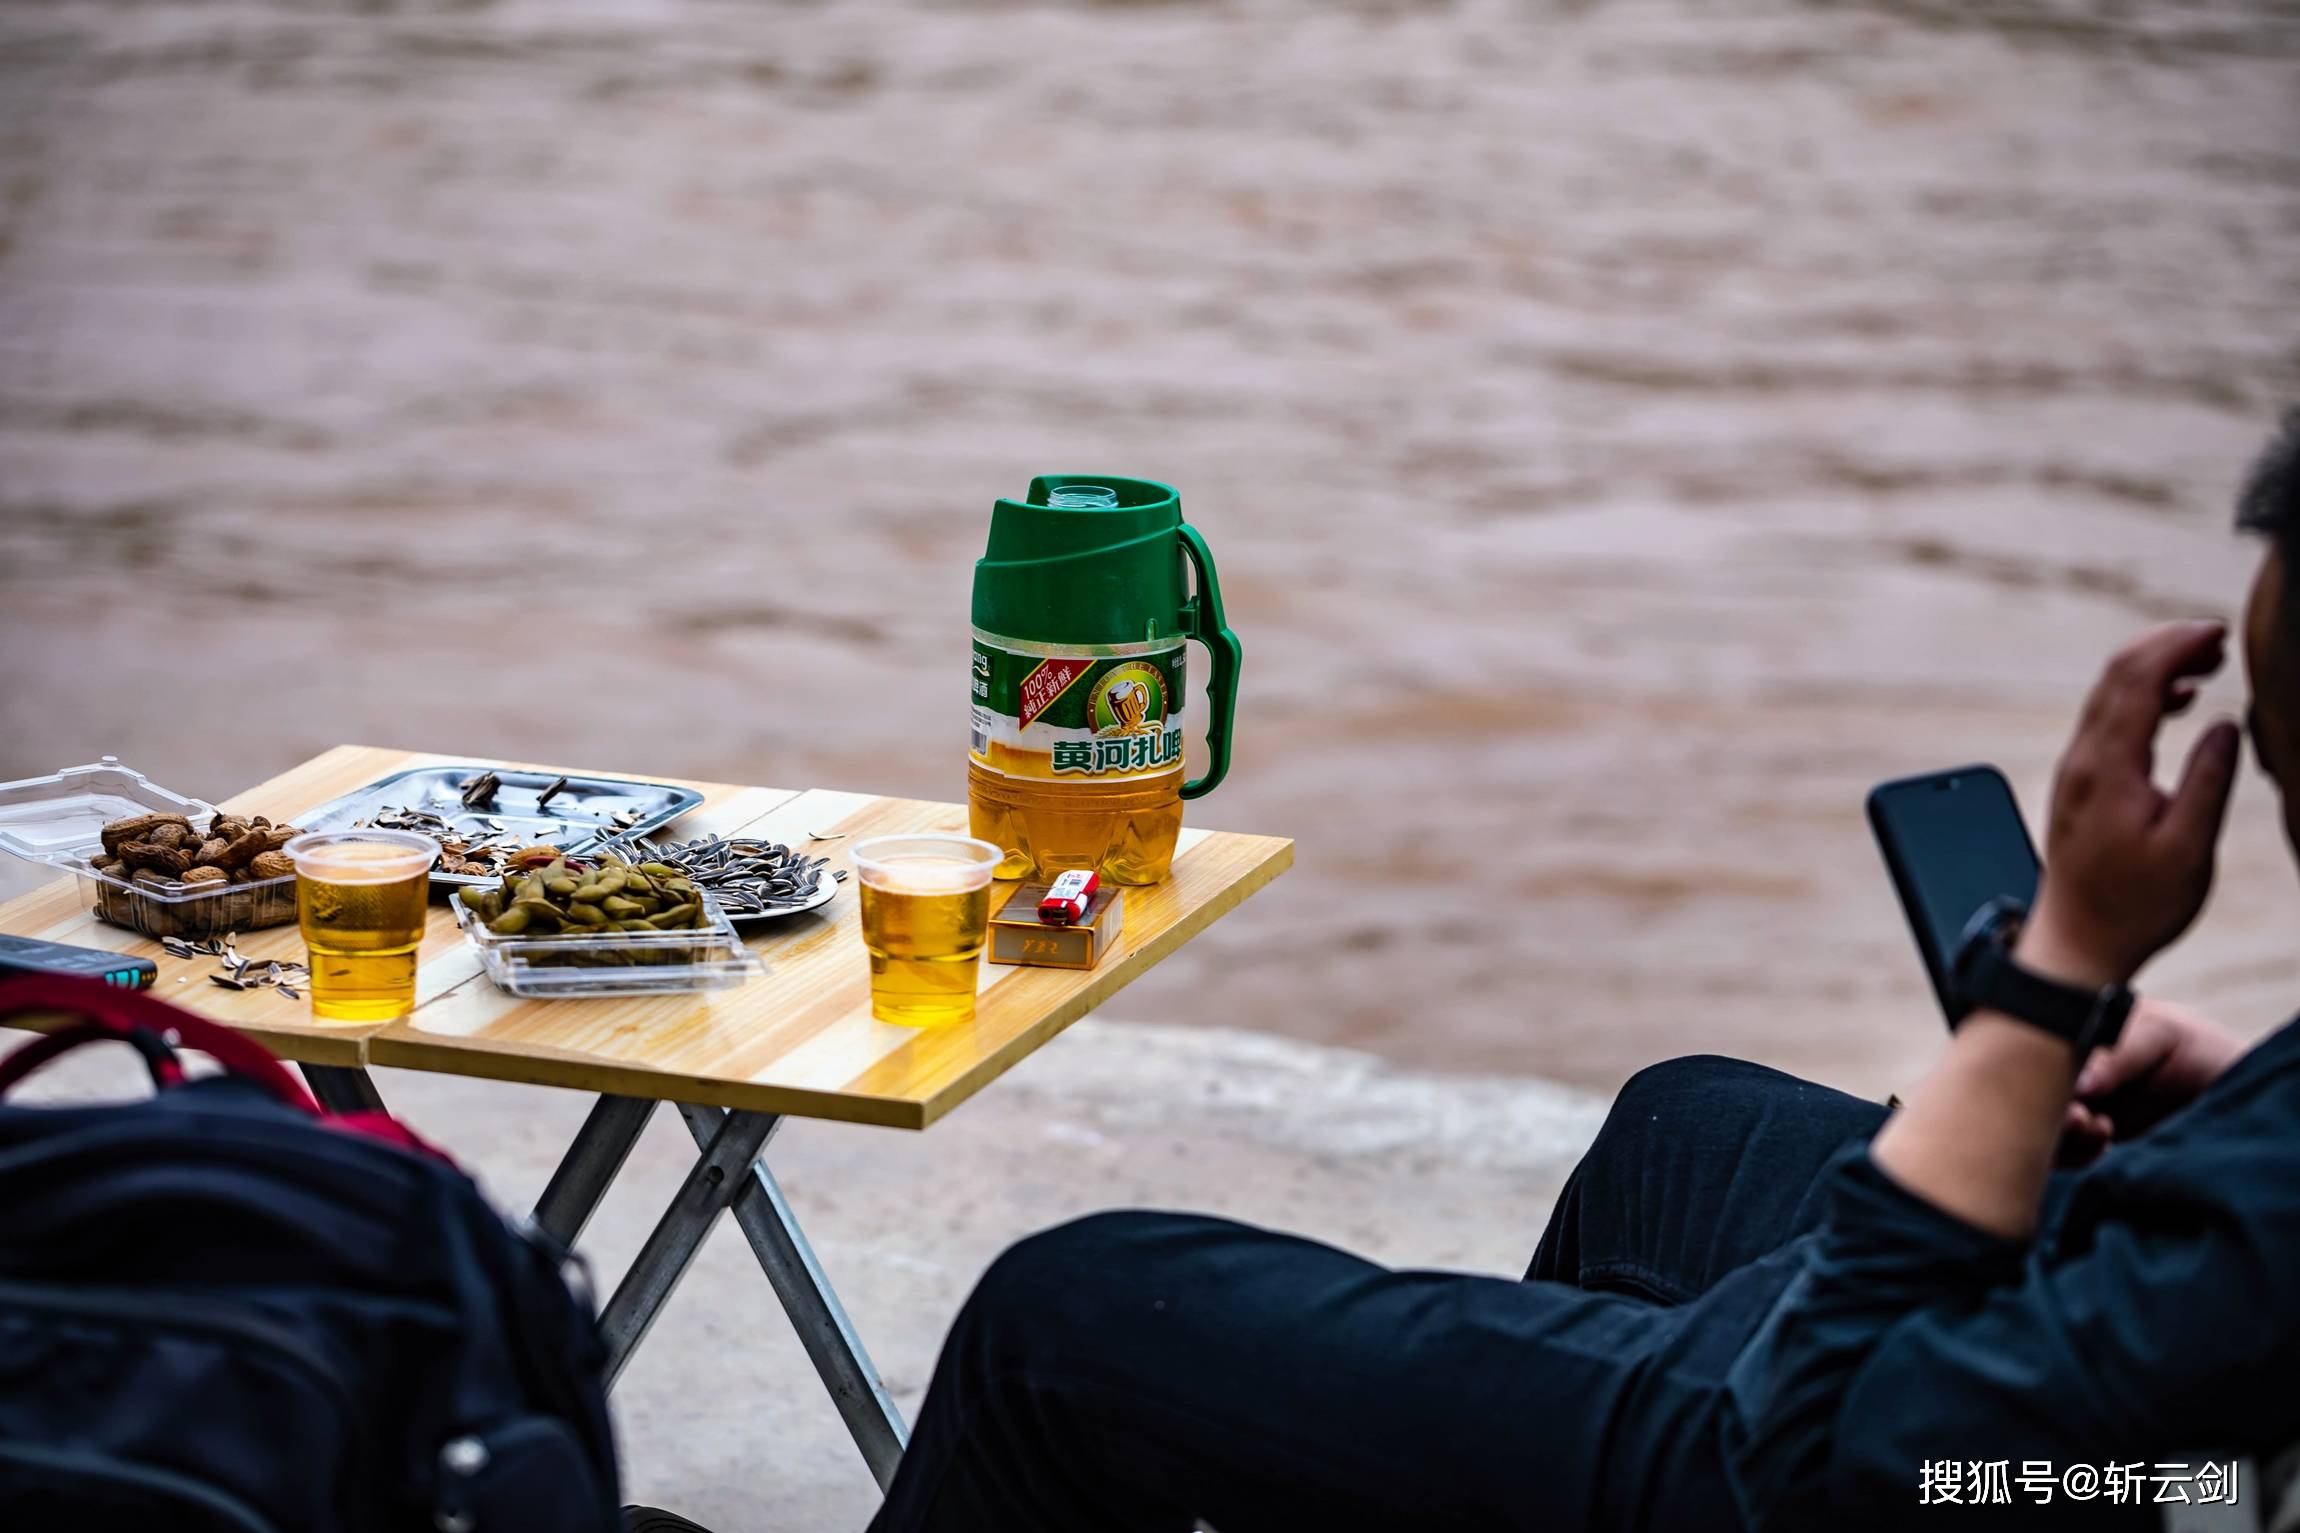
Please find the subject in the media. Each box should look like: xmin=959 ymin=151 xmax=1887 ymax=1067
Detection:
xmin=974 ymin=476 xmax=1187 ymax=646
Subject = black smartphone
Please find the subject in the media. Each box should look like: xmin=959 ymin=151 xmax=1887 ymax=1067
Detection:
xmin=1866 ymin=765 xmax=2041 ymax=1025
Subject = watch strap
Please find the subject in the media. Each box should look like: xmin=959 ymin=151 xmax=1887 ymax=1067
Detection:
xmin=1953 ymin=898 xmax=2134 ymax=1053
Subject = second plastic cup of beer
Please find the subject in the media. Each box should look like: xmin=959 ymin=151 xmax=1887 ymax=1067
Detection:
xmin=283 ymin=830 xmax=436 ymax=1022
xmin=854 ymin=834 xmax=1001 ymax=1027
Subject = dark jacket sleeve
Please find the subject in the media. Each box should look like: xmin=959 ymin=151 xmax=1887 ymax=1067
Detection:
xmin=1724 ymin=1084 xmax=2300 ymax=1531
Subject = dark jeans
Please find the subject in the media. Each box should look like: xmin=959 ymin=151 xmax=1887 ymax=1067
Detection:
xmin=864 ymin=1056 xmax=1892 ymax=1533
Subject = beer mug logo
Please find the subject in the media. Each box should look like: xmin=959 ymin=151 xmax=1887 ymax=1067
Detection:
xmin=1092 ymin=663 xmax=1167 ymax=736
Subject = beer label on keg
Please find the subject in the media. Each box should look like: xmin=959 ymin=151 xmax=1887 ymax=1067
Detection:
xmin=970 ymin=631 xmax=1186 ymax=782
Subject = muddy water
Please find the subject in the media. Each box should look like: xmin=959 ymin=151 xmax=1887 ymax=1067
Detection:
xmin=3 ymin=0 xmax=2297 ymax=1099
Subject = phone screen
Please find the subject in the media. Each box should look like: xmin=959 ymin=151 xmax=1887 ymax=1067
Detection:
xmin=1867 ymin=767 xmax=2041 ymax=1022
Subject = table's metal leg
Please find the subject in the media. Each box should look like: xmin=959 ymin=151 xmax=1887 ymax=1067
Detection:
xmin=531 ymin=1095 xmax=657 ymax=1248
xmin=679 ymin=1102 xmax=910 ymax=1490
xmin=294 ymin=1071 xmax=905 ymax=1490
xmin=302 ymin=1063 xmax=386 ymax=1114
xmin=595 ymin=1109 xmax=780 ymax=1387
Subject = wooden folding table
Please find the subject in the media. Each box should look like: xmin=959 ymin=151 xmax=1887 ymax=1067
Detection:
xmin=0 ymin=744 xmax=1292 ymax=1489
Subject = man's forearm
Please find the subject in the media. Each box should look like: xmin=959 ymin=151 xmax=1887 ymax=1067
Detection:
xmin=1870 ymin=920 xmax=2109 ymax=1240
xmin=1871 ymin=1017 xmax=2079 ymax=1239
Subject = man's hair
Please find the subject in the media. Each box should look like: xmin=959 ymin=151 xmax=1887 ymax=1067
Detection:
xmin=2239 ymin=413 xmax=2300 ymax=692
xmin=2237 ymin=408 xmax=2300 ymax=552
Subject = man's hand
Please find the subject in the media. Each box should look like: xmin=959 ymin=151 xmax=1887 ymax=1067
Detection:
xmin=2056 ymin=999 xmax=2248 ymax=1161
xmin=1876 ymin=622 xmax=2242 ymax=1237
xmin=2080 ymin=999 xmax=2246 ymax=1127
xmin=2020 ymin=621 xmax=2244 ymax=991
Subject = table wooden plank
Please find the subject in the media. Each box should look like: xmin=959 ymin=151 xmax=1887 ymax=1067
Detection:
xmin=3 ymin=746 xmax=1293 ymax=1128
xmin=0 ymin=746 xmax=787 ymax=1064
xmin=369 ymin=792 xmax=1294 ymax=1129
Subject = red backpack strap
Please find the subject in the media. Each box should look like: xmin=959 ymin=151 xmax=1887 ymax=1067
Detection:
xmin=0 ymin=975 xmax=321 ymax=1115
xmin=0 ymin=1017 xmax=186 ymax=1097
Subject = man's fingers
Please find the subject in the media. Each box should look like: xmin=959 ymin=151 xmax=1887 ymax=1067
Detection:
xmin=2162 ymin=717 xmax=2242 ymax=853
xmin=2082 ymin=622 xmax=2228 ymax=767
xmin=2078 ymin=1032 xmax=2143 ymax=1097
xmin=2056 ymin=1105 xmax=2113 ymax=1167
xmin=2077 ymin=1014 xmax=2170 ymax=1097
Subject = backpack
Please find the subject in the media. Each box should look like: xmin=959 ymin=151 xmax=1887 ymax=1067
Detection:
xmin=0 ymin=976 xmax=621 ymax=1532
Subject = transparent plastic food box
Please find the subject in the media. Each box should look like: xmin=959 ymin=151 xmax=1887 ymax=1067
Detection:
xmin=450 ymin=891 xmax=761 ymax=998
xmin=0 ymin=759 xmax=298 ymax=940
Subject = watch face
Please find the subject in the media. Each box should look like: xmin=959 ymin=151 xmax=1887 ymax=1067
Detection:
xmin=1950 ymin=896 xmax=2027 ymax=1016
xmin=2081 ymin=985 xmax=2136 ymax=1055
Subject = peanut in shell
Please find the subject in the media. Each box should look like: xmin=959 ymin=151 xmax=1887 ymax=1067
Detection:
xmin=102 ymin=813 xmax=191 ymax=855
xmin=90 ymin=808 xmax=307 ymax=938
xmin=120 ymin=840 xmax=194 ymax=875
xmin=212 ymin=830 xmax=269 ymax=871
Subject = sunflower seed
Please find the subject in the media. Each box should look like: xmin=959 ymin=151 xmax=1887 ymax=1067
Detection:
xmin=607 ymin=830 xmax=832 ymax=915
xmin=459 ymin=771 xmax=503 ymax=811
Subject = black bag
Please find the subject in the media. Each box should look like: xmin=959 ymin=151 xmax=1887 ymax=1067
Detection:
xmin=0 ymin=977 xmax=621 ymax=1532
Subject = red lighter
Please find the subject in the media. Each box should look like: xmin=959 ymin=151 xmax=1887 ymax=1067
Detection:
xmin=1038 ymin=869 xmax=1099 ymax=926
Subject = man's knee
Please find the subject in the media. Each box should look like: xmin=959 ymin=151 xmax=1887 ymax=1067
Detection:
xmin=1609 ymin=1054 xmax=1763 ymax=1131
xmin=1577 ymin=1055 xmax=1778 ymax=1176
xmin=961 ymin=1210 xmax=1185 ymax=1348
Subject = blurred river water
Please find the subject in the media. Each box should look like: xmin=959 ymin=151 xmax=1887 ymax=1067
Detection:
xmin=3 ymin=0 xmax=2298 ymax=1098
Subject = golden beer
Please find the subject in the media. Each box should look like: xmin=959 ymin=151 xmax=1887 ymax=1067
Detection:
xmin=967 ymin=764 xmax=1185 ymax=885
xmin=967 ymin=653 xmax=1189 ymax=885
xmin=853 ymin=835 xmax=1000 ymax=1027
xmin=284 ymin=831 xmax=436 ymax=1022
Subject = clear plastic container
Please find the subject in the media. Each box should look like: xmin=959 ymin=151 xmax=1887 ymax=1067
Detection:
xmin=0 ymin=758 xmax=298 ymax=939
xmin=450 ymin=891 xmax=761 ymax=998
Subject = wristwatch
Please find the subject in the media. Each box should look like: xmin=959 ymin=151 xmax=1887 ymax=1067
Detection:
xmin=1951 ymin=897 xmax=2134 ymax=1054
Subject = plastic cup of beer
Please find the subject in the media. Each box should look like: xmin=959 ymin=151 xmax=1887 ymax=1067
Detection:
xmin=282 ymin=830 xmax=437 ymax=1022
xmin=853 ymin=834 xmax=1001 ymax=1027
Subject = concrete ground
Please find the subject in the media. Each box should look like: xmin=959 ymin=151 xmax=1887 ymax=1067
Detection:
xmin=17 ymin=1015 xmax=1612 ymax=1531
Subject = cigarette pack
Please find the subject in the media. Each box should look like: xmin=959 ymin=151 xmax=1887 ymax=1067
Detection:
xmin=987 ymin=882 xmax=1124 ymax=970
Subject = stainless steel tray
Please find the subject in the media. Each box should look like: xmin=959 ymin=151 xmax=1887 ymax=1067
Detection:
xmin=297 ymin=765 xmax=706 ymax=890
